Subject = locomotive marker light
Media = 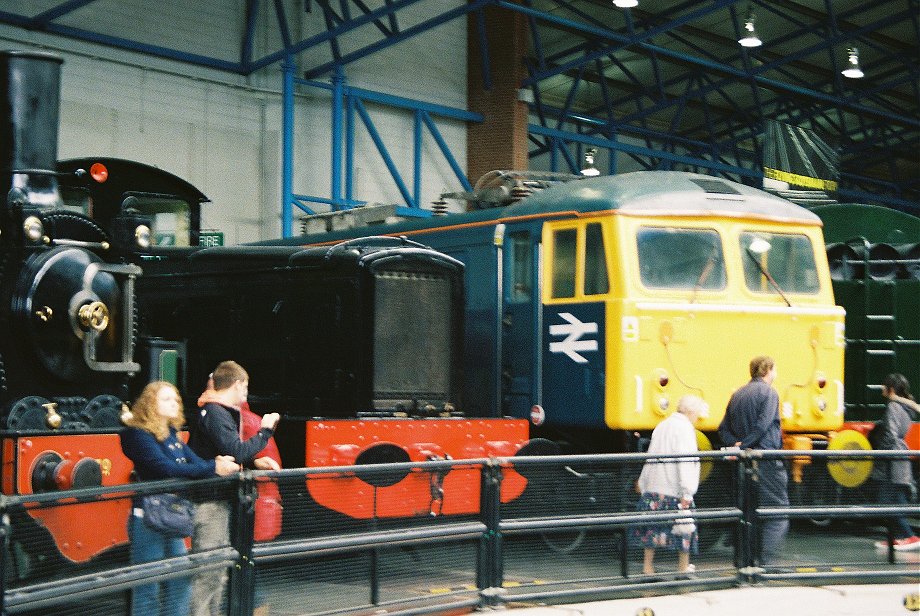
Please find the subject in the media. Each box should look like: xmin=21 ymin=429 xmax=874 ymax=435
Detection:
xmin=88 ymin=162 xmax=108 ymax=183
xmin=530 ymin=404 xmax=545 ymax=426
xmin=135 ymin=224 xmax=151 ymax=249
xmin=23 ymin=215 xmax=43 ymax=241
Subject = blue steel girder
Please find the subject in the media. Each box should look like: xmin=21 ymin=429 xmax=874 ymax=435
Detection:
xmin=534 ymin=0 xmax=914 ymax=119
xmin=241 ymin=0 xmax=260 ymax=67
xmin=301 ymin=0 xmax=492 ymax=78
xmin=31 ymin=0 xmax=98 ymax=25
xmin=559 ymin=6 xmax=916 ymax=135
xmin=514 ymin=0 xmax=916 ymax=201
xmin=0 ymin=0 xmax=461 ymax=76
xmin=273 ymin=0 xmax=294 ymax=51
xmin=317 ymin=0 xmax=344 ymax=63
xmin=282 ymin=72 xmax=478 ymax=235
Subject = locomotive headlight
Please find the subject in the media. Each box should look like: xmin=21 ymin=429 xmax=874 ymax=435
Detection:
xmin=814 ymin=396 xmax=827 ymax=416
xmin=135 ymin=225 xmax=151 ymax=249
xmin=657 ymin=396 xmax=670 ymax=413
xmin=23 ymin=216 xmax=44 ymax=242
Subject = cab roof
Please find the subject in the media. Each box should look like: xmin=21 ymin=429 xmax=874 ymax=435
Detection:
xmin=507 ymin=171 xmax=823 ymax=225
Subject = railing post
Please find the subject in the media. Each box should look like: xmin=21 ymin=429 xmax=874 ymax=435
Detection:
xmin=478 ymin=459 xmax=504 ymax=607
xmin=0 ymin=502 xmax=9 ymax=614
xmin=737 ymin=452 xmax=759 ymax=582
xmin=228 ymin=473 xmax=256 ymax=616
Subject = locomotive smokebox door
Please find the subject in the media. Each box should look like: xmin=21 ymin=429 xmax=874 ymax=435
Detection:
xmin=14 ymin=246 xmax=141 ymax=379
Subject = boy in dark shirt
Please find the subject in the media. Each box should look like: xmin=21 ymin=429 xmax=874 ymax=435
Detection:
xmin=188 ymin=361 xmax=280 ymax=616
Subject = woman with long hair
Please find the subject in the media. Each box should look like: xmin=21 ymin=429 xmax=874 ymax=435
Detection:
xmin=872 ymin=373 xmax=920 ymax=552
xmin=121 ymin=381 xmax=239 ymax=616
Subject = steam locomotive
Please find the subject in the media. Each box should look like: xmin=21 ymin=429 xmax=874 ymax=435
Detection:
xmin=0 ymin=50 xmax=531 ymax=577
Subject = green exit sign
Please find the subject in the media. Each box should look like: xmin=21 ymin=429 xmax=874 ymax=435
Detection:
xmin=200 ymin=231 xmax=224 ymax=247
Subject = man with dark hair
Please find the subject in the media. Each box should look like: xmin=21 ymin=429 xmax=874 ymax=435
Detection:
xmin=189 ymin=360 xmax=280 ymax=616
xmin=719 ymin=355 xmax=789 ymax=566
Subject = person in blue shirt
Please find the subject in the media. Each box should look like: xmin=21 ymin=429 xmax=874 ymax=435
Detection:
xmin=718 ymin=356 xmax=788 ymax=566
xmin=121 ymin=381 xmax=239 ymax=616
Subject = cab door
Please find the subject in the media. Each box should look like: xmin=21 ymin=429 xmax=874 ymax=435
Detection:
xmin=500 ymin=225 xmax=541 ymax=419
xmin=541 ymin=221 xmax=610 ymax=428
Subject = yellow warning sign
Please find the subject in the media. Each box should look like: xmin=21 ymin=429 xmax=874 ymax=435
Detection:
xmin=826 ymin=429 xmax=872 ymax=488
xmin=763 ymin=167 xmax=838 ymax=191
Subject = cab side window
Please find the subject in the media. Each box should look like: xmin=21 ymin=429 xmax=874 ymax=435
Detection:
xmin=550 ymin=228 xmax=577 ymax=299
xmin=584 ymin=223 xmax=609 ymax=295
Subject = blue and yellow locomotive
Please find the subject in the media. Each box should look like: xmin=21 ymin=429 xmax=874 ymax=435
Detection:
xmin=267 ymin=170 xmax=847 ymax=458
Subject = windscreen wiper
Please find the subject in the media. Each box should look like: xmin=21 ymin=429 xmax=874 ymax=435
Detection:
xmin=689 ymin=251 xmax=719 ymax=304
xmin=745 ymin=249 xmax=791 ymax=307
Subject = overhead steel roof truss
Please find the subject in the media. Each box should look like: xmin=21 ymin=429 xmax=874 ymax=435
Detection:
xmin=0 ymin=0 xmax=915 ymax=209
xmin=516 ymin=0 xmax=918 ymax=208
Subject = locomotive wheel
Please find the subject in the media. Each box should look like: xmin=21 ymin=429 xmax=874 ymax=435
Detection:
xmin=5 ymin=396 xmax=54 ymax=430
xmin=82 ymin=394 xmax=126 ymax=428
xmin=541 ymin=529 xmax=587 ymax=554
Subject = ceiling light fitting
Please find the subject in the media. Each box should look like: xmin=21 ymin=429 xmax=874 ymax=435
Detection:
xmin=738 ymin=10 xmax=762 ymax=48
xmin=581 ymin=148 xmax=601 ymax=177
xmin=841 ymin=47 xmax=864 ymax=79
xmin=613 ymin=0 xmax=638 ymax=8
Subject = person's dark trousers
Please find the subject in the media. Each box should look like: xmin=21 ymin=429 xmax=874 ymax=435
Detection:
xmin=756 ymin=459 xmax=789 ymax=566
xmin=877 ymin=480 xmax=914 ymax=539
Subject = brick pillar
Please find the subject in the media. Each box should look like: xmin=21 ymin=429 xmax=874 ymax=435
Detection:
xmin=467 ymin=6 xmax=530 ymax=187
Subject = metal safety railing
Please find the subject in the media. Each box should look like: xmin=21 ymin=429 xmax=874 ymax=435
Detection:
xmin=1 ymin=449 xmax=917 ymax=615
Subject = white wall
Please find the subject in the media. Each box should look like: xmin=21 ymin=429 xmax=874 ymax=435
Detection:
xmin=0 ymin=0 xmax=470 ymax=243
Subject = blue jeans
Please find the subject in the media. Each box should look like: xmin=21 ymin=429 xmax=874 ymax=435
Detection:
xmin=129 ymin=513 xmax=191 ymax=616
xmin=877 ymin=480 xmax=914 ymax=539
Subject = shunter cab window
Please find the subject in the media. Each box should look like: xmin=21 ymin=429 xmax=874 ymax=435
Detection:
xmin=740 ymin=231 xmax=820 ymax=294
xmin=509 ymin=232 xmax=532 ymax=303
xmin=60 ymin=188 xmax=192 ymax=247
xmin=136 ymin=196 xmax=192 ymax=247
xmin=636 ymin=227 xmax=726 ymax=290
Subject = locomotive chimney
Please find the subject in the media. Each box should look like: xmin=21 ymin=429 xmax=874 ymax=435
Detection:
xmin=0 ymin=50 xmax=64 ymax=210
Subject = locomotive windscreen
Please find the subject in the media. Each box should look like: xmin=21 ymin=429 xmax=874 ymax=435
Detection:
xmin=372 ymin=270 xmax=453 ymax=410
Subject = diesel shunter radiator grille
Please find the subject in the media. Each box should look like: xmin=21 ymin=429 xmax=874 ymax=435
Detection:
xmin=373 ymin=270 xmax=453 ymax=409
